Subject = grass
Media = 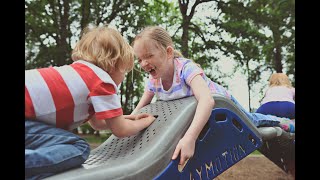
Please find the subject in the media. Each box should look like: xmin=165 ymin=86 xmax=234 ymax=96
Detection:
xmin=79 ymin=133 xmax=111 ymax=144
xmin=251 ymin=150 xmax=262 ymax=155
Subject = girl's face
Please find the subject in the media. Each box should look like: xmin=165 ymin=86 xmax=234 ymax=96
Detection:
xmin=133 ymin=39 xmax=172 ymax=79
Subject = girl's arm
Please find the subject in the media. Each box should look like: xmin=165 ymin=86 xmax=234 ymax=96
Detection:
xmin=172 ymin=75 xmax=215 ymax=165
xmin=131 ymin=91 xmax=154 ymax=114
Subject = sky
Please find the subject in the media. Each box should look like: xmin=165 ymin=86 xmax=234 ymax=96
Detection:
xmin=213 ymin=58 xmax=270 ymax=111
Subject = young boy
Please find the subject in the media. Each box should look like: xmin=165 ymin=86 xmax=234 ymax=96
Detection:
xmin=25 ymin=25 xmax=156 ymax=180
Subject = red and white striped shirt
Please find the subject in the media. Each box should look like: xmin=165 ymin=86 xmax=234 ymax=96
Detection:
xmin=25 ymin=60 xmax=123 ymax=130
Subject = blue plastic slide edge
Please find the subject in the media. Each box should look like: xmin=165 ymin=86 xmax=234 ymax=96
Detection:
xmin=154 ymin=108 xmax=263 ymax=180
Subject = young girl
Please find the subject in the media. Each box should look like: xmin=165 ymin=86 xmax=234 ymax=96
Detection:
xmin=256 ymin=73 xmax=295 ymax=119
xmin=131 ymin=26 xmax=294 ymax=166
xmin=25 ymin=25 xmax=156 ymax=180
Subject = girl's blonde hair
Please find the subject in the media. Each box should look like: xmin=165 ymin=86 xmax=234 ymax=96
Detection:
xmin=269 ymin=73 xmax=293 ymax=88
xmin=132 ymin=26 xmax=183 ymax=58
xmin=72 ymin=25 xmax=134 ymax=73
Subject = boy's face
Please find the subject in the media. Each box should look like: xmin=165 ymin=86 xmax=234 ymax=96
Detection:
xmin=133 ymin=39 xmax=169 ymax=80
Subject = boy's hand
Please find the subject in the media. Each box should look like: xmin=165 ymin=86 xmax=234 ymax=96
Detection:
xmin=106 ymin=113 xmax=157 ymax=138
xmin=123 ymin=114 xmax=136 ymax=120
xmin=124 ymin=113 xmax=157 ymax=121
xmin=135 ymin=113 xmax=157 ymax=120
xmin=172 ymin=136 xmax=196 ymax=166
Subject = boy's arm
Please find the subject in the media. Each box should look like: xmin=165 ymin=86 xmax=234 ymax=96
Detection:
xmin=88 ymin=116 xmax=109 ymax=130
xmin=131 ymin=91 xmax=154 ymax=114
xmin=172 ymin=75 xmax=215 ymax=165
xmin=88 ymin=114 xmax=156 ymax=138
xmin=106 ymin=114 xmax=156 ymax=138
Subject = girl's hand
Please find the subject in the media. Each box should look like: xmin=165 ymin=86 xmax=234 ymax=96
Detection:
xmin=172 ymin=136 xmax=196 ymax=166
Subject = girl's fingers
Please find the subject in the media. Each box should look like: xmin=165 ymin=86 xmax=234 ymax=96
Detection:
xmin=172 ymin=145 xmax=181 ymax=160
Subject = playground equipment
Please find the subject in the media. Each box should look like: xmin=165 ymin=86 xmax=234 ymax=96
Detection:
xmin=45 ymin=94 xmax=295 ymax=180
xmin=257 ymin=126 xmax=295 ymax=174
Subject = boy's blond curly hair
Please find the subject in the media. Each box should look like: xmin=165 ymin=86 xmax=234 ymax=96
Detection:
xmin=72 ymin=25 xmax=134 ymax=73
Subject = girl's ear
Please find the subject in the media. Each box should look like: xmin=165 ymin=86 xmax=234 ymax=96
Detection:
xmin=166 ymin=46 xmax=174 ymax=60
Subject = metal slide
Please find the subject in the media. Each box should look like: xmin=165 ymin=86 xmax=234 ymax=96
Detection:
xmin=45 ymin=94 xmax=294 ymax=180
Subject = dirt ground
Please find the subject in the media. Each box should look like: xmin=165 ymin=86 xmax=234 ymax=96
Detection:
xmin=89 ymin=143 xmax=294 ymax=180
xmin=216 ymin=155 xmax=294 ymax=180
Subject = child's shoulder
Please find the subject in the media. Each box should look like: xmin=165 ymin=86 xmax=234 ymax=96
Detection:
xmin=175 ymin=58 xmax=192 ymax=73
xmin=176 ymin=57 xmax=192 ymax=63
xmin=268 ymin=86 xmax=293 ymax=92
xmin=175 ymin=57 xmax=197 ymax=68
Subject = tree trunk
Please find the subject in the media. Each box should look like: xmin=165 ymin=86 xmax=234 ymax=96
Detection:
xmin=178 ymin=0 xmax=213 ymax=58
xmin=274 ymin=45 xmax=283 ymax=73
xmin=81 ymin=0 xmax=91 ymax=29
xmin=179 ymin=0 xmax=190 ymax=58
xmin=246 ymin=61 xmax=252 ymax=112
xmin=272 ymin=28 xmax=283 ymax=73
xmin=181 ymin=23 xmax=189 ymax=58
xmin=123 ymin=75 xmax=130 ymax=114
xmin=57 ymin=0 xmax=71 ymax=65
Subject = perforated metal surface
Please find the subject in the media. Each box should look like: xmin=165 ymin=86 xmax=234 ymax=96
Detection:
xmin=84 ymin=98 xmax=189 ymax=168
xmin=46 ymin=97 xmax=197 ymax=180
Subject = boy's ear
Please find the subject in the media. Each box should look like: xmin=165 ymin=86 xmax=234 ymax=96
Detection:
xmin=166 ymin=46 xmax=174 ymax=60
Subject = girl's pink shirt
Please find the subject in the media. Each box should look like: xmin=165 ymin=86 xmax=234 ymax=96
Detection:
xmin=261 ymin=86 xmax=295 ymax=104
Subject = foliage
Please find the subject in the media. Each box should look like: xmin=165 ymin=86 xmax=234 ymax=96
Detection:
xmin=216 ymin=0 xmax=295 ymax=78
xmin=25 ymin=0 xmax=295 ymax=121
xmin=79 ymin=123 xmax=95 ymax=135
xmin=25 ymin=0 xmax=75 ymax=68
xmin=214 ymin=0 xmax=295 ymax=109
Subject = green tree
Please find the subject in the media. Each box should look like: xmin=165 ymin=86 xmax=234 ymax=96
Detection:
xmin=25 ymin=0 xmax=180 ymax=132
xmin=25 ymin=0 xmax=74 ymax=68
xmin=215 ymin=0 xmax=295 ymax=110
xmin=175 ymin=0 xmax=230 ymax=86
